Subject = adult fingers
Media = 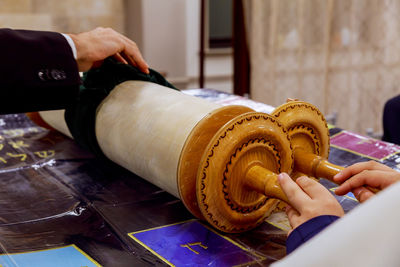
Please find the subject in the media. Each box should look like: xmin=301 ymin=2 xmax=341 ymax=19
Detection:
xmin=125 ymin=48 xmax=149 ymax=73
xmin=278 ymin=173 xmax=310 ymax=212
xmin=113 ymin=53 xmax=128 ymax=65
xmin=118 ymin=51 xmax=138 ymax=67
xmin=333 ymin=161 xmax=391 ymax=184
xmin=120 ymin=37 xmax=149 ymax=74
xmin=101 ymin=28 xmax=149 ymax=73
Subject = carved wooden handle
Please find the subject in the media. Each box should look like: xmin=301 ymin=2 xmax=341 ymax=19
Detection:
xmin=243 ymin=151 xmax=379 ymax=205
xmin=245 ymin=165 xmax=289 ymax=203
xmin=293 ymin=149 xmax=342 ymax=181
xmin=293 ymin=149 xmax=379 ymax=194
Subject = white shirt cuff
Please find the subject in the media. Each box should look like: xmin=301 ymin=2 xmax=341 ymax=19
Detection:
xmin=61 ymin=33 xmax=77 ymax=60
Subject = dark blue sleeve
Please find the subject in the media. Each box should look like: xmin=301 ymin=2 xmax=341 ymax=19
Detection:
xmin=0 ymin=28 xmax=81 ymax=113
xmin=286 ymin=215 xmax=340 ymax=254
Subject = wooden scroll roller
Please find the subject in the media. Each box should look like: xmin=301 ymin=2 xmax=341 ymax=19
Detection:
xmin=28 ymin=82 xmax=369 ymax=233
xmin=30 ymin=81 xmax=294 ymax=233
xmin=272 ymin=101 xmax=338 ymax=181
xmin=272 ymin=101 xmax=379 ymax=194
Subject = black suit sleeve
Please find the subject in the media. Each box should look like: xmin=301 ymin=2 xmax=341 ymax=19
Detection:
xmin=0 ymin=28 xmax=81 ymax=114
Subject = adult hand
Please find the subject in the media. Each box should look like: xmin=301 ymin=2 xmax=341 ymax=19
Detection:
xmin=68 ymin=27 xmax=149 ymax=73
xmin=334 ymin=161 xmax=400 ymax=203
xmin=278 ymin=173 xmax=344 ymax=234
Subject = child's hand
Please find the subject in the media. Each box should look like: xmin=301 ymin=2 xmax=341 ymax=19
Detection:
xmin=278 ymin=173 xmax=344 ymax=234
xmin=334 ymin=161 xmax=400 ymax=203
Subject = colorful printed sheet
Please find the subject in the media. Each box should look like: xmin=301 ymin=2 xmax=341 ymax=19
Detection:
xmin=129 ymin=220 xmax=263 ymax=267
xmin=0 ymin=245 xmax=100 ymax=267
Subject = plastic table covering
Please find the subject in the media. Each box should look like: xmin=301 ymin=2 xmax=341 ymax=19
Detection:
xmin=0 ymin=89 xmax=399 ymax=267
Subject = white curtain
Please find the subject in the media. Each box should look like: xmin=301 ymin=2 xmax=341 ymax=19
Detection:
xmin=248 ymin=0 xmax=400 ymax=135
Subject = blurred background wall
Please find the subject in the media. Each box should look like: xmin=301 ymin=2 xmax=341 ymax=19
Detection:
xmin=2 ymin=0 xmax=400 ymax=137
xmin=0 ymin=0 xmax=125 ymax=32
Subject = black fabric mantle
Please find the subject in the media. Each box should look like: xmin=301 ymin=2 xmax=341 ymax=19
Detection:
xmin=64 ymin=58 xmax=178 ymax=158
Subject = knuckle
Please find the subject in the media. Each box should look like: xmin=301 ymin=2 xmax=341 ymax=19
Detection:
xmin=302 ymin=207 xmax=313 ymax=215
xmin=296 ymin=176 xmax=310 ymax=185
xmin=359 ymin=190 xmax=371 ymax=201
xmin=359 ymin=169 xmax=369 ymax=177
xmin=106 ymin=27 xmax=114 ymax=33
xmin=367 ymin=160 xmax=377 ymax=167
xmin=326 ymin=199 xmax=339 ymax=208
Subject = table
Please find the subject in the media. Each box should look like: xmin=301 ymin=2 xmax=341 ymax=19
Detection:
xmin=0 ymin=89 xmax=398 ymax=266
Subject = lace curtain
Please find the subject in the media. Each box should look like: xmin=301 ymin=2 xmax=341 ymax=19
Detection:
xmin=248 ymin=0 xmax=400 ymax=135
